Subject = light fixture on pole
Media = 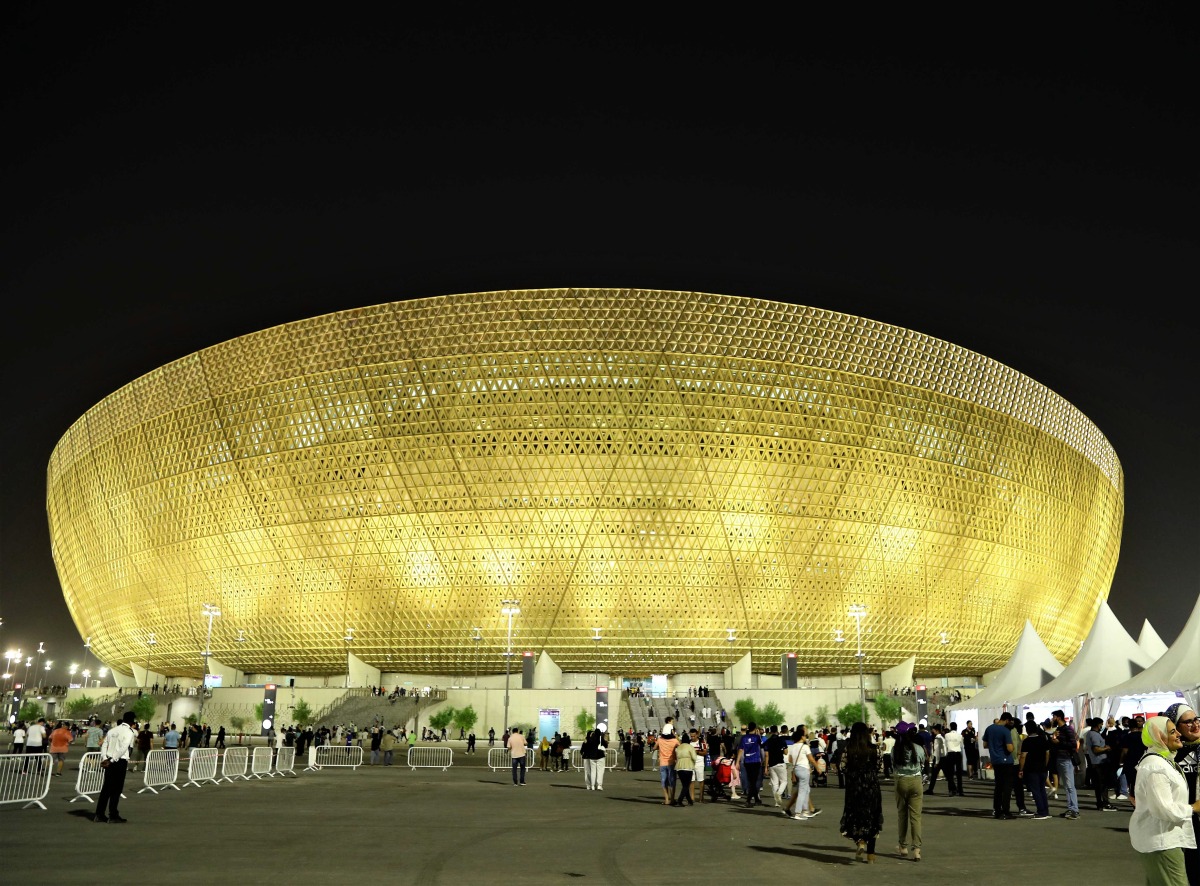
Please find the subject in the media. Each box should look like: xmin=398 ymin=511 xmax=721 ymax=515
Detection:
xmin=97 ymin=667 xmax=108 ymax=688
xmin=593 ymin=628 xmax=602 ymax=689
xmin=343 ymin=627 xmax=354 ymax=688
xmin=42 ymin=660 xmax=52 ymax=691
xmin=146 ymin=632 xmax=157 ymax=687
xmin=68 ymin=663 xmax=78 ymax=687
xmin=23 ymin=656 xmax=33 ymax=688
xmin=848 ymin=604 xmax=867 ymax=722
xmin=501 ymin=600 xmax=520 ymax=735
xmin=200 ymin=603 xmax=221 ymax=724
xmin=82 ymin=668 xmax=91 ymax=688
xmin=34 ymin=642 xmax=45 ymax=690
xmin=471 ymin=627 xmax=482 ymax=688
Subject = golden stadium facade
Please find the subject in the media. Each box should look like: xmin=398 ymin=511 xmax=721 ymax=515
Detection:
xmin=47 ymin=289 xmax=1123 ymax=680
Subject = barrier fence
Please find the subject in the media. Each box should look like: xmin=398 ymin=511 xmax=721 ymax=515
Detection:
xmin=304 ymin=744 xmax=364 ymax=771
xmin=406 ymin=746 xmax=453 ymax=771
xmin=220 ymin=746 xmax=250 ymax=782
xmin=70 ymin=751 xmax=118 ymax=804
xmin=251 ymin=747 xmax=274 ymax=778
xmin=183 ymin=747 xmax=220 ymax=788
xmin=138 ymin=748 xmax=182 ymax=793
xmin=275 ymin=746 xmax=297 ymax=776
xmin=1 ymin=752 xmax=52 ymax=811
xmin=487 ymin=747 xmax=536 ymax=771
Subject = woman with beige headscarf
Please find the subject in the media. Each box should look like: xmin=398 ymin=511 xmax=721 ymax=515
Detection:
xmin=1129 ymin=716 xmax=1200 ymax=885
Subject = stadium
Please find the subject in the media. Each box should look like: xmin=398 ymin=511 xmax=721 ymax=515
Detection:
xmin=47 ymin=289 xmax=1123 ymax=685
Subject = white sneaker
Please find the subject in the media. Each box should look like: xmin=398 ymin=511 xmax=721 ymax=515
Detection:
xmin=793 ymin=813 xmax=811 ymax=820
xmin=1115 ymin=794 xmax=1128 ymax=800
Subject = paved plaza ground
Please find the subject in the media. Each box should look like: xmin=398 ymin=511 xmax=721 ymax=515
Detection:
xmin=3 ymin=742 xmax=1146 ymax=884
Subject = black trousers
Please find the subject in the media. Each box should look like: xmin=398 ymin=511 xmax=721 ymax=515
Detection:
xmin=992 ymin=763 xmax=1015 ymax=815
xmin=942 ymin=753 xmax=963 ymax=795
xmin=95 ymin=759 xmax=128 ymax=817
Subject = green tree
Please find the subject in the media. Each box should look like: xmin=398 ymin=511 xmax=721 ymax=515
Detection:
xmin=758 ymin=701 xmax=785 ymax=728
xmin=574 ymin=707 xmax=596 ymax=735
xmin=65 ymin=695 xmax=96 ymax=717
xmin=872 ymin=693 xmax=902 ymax=726
xmin=131 ymin=695 xmax=157 ymax=723
xmin=428 ymin=706 xmax=456 ymax=733
xmin=292 ymin=699 xmax=313 ymax=725
xmin=18 ymin=700 xmax=44 ymax=722
xmin=836 ymin=701 xmax=868 ymax=727
xmin=184 ymin=712 xmax=199 ymax=726
xmin=733 ymin=697 xmax=759 ymax=727
xmin=452 ymin=705 xmax=478 ymax=734
xmin=813 ymin=705 xmax=831 ymax=728
xmin=254 ymin=702 xmax=263 ymax=723
xmin=229 ymin=715 xmax=246 ymax=734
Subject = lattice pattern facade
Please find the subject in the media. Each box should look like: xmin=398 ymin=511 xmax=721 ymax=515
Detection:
xmin=47 ymin=289 xmax=1123 ymax=679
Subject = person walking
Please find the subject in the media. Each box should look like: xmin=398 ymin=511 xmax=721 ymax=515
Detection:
xmin=1049 ymin=709 xmax=1080 ymax=819
xmin=672 ymin=731 xmax=697 ymax=805
xmin=48 ymin=721 xmax=74 ymax=777
xmin=891 ymin=721 xmax=925 ymax=861
xmin=1128 ymin=716 xmax=1200 ymax=886
xmin=783 ymin=725 xmax=820 ymax=820
xmin=94 ymin=711 xmax=138 ymax=823
xmin=840 ymin=721 xmax=884 ymax=863
xmin=656 ymin=726 xmax=680 ymax=805
xmin=735 ymin=722 xmax=767 ymax=807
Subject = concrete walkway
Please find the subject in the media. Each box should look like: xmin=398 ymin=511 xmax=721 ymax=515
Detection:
xmin=3 ymin=744 xmax=1146 ymax=884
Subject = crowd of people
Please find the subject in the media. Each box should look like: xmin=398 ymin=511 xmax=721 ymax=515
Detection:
xmin=6 ymin=700 xmax=1197 ymax=882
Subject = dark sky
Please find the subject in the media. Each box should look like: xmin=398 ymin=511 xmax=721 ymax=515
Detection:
xmin=2 ymin=5 xmax=1196 ymax=679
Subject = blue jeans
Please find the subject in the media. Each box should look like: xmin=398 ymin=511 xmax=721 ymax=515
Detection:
xmin=512 ymin=756 xmax=526 ymax=784
xmin=1026 ymin=771 xmax=1049 ymax=816
xmin=1055 ymin=756 xmax=1078 ymax=813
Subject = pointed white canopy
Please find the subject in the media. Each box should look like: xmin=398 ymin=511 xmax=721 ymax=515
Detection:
xmin=1095 ymin=590 xmax=1200 ymax=714
xmin=1136 ymin=619 xmax=1169 ymax=660
xmin=1007 ymin=600 xmax=1156 ymax=722
xmin=946 ymin=620 xmax=1063 ymax=726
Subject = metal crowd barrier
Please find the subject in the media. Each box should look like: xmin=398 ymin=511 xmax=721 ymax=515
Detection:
xmin=274 ymin=746 xmax=297 ymax=776
xmin=251 ymin=747 xmax=274 ymax=778
xmin=220 ymin=746 xmax=250 ymax=782
xmin=567 ymin=746 xmax=619 ymax=770
xmin=1 ymin=752 xmax=52 ymax=810
xmin=138 ymin=748 xmax=182 ymax=793
xmin=183 ymin=747 xmax=220 ymax=788
xmin=486 ymin=747 xmax=536 ymax=771
xmin=70 ymin=751 xmax=121 ymax=804
xmin=304 ymin=744 xmax=363 ymax=771
xmin=406 ymin=746 xmax=453 ymax=771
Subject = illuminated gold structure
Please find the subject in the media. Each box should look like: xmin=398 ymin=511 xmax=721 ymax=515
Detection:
xmin=47 ymin=289 xmax=1123 ymax=679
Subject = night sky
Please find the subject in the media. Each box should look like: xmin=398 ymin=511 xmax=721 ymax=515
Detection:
xmin=2 ymin=6 xmax=1196 ymax=681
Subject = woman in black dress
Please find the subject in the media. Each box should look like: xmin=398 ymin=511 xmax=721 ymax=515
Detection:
xmin=839 ymin=721 xmax=884 ymax=863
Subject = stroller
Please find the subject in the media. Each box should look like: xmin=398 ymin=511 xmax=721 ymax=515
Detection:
xmin=708 ymin=755 xmax=734 ymax=801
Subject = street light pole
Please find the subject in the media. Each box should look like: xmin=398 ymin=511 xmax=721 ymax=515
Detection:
xmin=501 ymin=601 xmax=520 ymax=735
xmin=343 ymin=628 xmax=354 ymax=688
xmin=146 ymin=632 xmax=157 ymax=688
xmin=849 ymin=604 xmax=867 ymax=723
xmin=200 ymin=604 xmax=221 ymax=725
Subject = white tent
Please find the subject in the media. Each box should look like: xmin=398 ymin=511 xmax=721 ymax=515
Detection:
xmin=946 ymin=620 xmax=1064 ymax=731
xmin=1095 ymin=591 xmax=1200 ymax=718
xmin=1136 ymin=619 xmax=1169 ymax=660
xmin=1006 ymin=600 xmax=1156 ymax=726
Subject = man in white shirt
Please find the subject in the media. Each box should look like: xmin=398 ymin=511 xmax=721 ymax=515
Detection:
xmin=941 ymin=722 xmax=965 ymax=795
xmin=95 ymin=711 xmax=138 ymax=823
xmin=21 ymin=717 xmax=48 ymax=775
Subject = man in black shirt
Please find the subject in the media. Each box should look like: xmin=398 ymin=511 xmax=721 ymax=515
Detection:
xmin=765 ymin=725 xmax=790 ymax=806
